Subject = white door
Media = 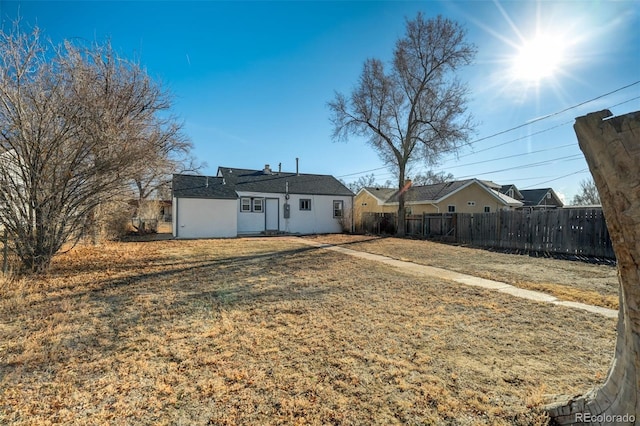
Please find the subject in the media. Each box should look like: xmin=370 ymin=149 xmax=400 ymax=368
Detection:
xmin=265 ymin=198 xmax=279 ymax=231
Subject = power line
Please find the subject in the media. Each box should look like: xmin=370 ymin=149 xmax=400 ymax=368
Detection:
xmin=454 ymin=154 xmax=584 ymax=179
xmin=460 ymin=80 xmax=640 ymax=148
xmin=337 ymin=165 xmax=388 ymax=178
xmin=521 ymin=169 xmax=590 ymax=189
xmin=441 ymin=143 xmax=575 ymax=170
xmin=456 ymin=120 xmax=573 ymax=159
xmin=336 ymin=82 xmax=640 ymax=182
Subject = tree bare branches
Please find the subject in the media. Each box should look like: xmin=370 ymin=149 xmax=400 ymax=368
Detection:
xmin=328 ymin=13 xmax=476 ymax=236
xmin=0 ymin=22 xmax=190 ymax=272
xmin=571 ymin=177 xmax=601 ymax=205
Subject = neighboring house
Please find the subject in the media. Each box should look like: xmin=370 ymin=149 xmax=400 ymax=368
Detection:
xmin=355 ymin=178 xmax=523 ymax=227
xmin=172 ymin=165 xmax=354 ymax=238
xmin=519 ymin=188 xmax=564 ymax=210
xmin=353 ymin=186 xmax=397 ymax=220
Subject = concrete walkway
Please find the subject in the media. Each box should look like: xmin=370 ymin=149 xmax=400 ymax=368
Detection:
xmin=296 ymin=238 xmax=618 ymax=319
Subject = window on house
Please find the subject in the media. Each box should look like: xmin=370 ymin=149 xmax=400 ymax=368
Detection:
xmin=484 ymin=206 xmax=491 ymax=213
xmin=447 ymin=205 xmax=456 ymax=213
xmin=507 ymin=189 xmax=514 ymax=198
xmin=467 ymin=201 xmax=476 ymax=206
xmin=241 ymin=197 xmax=264 ymax=212
xmin=333 ymin=200 xmax=344 ymax=218
xmin=300 ymin=199 xmax=311 ymax=211
xmin=252 ymin=198 xmax=263 ymax=212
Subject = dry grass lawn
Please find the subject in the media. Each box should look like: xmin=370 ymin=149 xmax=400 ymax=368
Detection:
xmin=304 ymin=235 xmax=620 ymax=310
xmin=0 ymin=237 xmax=617 ymax=425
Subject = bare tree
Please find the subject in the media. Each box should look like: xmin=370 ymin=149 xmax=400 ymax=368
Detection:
xmin=342 ymin=173 xmax=379 ymax=193
xmin=571 ymin=177 xmax=601 ymax=205
xmin=0 ymin=22 xmax=187 ymax=272
xmin=127 ymin=118 xmax=203 ymax=232
xmin=547 ymin=110 xmax=640 ymax=423
xmin=329 ymin=13 xmax=476 ymax=236
xmin=413 ymin=170 xmax=454 ymax=186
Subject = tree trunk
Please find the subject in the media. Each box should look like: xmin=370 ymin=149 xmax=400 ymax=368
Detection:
xmin=397 ymin=167 xmax=407 ymax=237
xmin=546 ymin=110 xmax=640 ymax=424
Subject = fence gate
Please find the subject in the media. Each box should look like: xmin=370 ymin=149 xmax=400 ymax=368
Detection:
xmin=423 ymin=213 xmax=455 ymax=238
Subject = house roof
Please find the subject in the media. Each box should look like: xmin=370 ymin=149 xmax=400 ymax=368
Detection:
xmin=499 ymin=184 xmax=524 ymax=200
xmin=519 ymin=188 xmax=563 ymax=207
xmin=489 ymin=188 xmax=525 ymax=207
xmin=359 ymin=187 xmax=397 ymax=203
xmin=216 ymin=167 xmax=353 ymax=196
xmin=375 ymin=179 xmax=523 ymax=207
xmin=172 ymin=174 xmax=238 ymax=199
xmin=386 ymin=179 xmax=474 ymax=203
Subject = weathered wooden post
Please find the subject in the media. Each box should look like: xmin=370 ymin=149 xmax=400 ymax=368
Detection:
xmin=547 ymin=110 xmax=640 ymax=424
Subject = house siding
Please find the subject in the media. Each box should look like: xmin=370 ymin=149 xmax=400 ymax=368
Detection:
xmin=237 ymin=191 xmax=352 ymax=235
xmin=432 ymin=183 xmax=506 ymax=214
xmin=173 ymin=197 xmax=238 ymax=238
xmin=356 ymin=181 xmax=521 ymax=222
xmin=354 ymin=190 xmax=396 ymax=228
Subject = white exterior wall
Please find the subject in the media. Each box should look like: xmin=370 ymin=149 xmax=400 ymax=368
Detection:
xmin=173 ymin=197 xmax=237 ymax=238
xmin=236 ymin=191 xmax=352 ymax=235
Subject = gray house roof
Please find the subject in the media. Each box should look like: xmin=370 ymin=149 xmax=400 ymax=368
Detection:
xmin=172 ymin=174 xmax=238 ymax=199
xmin=499 ymin=184 xmax=524 ymax=200
xmin=386 ymin=179 xmax=474 ymax=203
xmin=370 ymin=179 xmax=523 ymax=207
xmin=173 ymin=167 xmax=353 ymax=200
xmin=360 ymin=187 xmax=397 ymax=203
xmin=520 ymin=188 xmax=564 ymax=207
xmin=216 ymin=167 xmax=353 ymax=196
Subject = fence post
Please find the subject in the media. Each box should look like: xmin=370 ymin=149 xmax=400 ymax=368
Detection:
xmin=2 ymin=227 xmax=8 ymax=274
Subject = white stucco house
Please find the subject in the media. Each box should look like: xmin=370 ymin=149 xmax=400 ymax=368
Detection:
xmin=172 ymin=165 xmax=354 ymax=238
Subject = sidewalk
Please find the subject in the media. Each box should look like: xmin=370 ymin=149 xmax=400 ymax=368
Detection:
xmin=296 ymin=238 xmax=618 ymax=319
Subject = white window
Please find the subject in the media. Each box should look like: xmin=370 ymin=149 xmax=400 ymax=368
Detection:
xmin=484 ymin=206 xmax=491 ymax=213
xmin=240 ymin=197 xmax=251 ymax=212
xmin=300 ymin=199 xmax=311 ymax=211
xmin=241 ymin=197 xmax=263 ymax=212
xmin=447 ymin=205 xmax=456 ymax=213
xmin=333 ymin=200 xmax=344 ymax=218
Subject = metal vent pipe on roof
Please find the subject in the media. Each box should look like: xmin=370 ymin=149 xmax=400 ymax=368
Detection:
xmin=296 ymin=157 xmax=299 ymax=176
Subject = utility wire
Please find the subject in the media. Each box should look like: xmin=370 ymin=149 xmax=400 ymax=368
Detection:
xmin=442 ymin=143 xmax=575 ymax=170
xmin=336 ymin=83 xmax=640 ymax=182
xmin=454 ymin=154 xmax=584 ymax=179
xmin=460 ymin=80 xmax=640 ymax=148
xmin=521 ymin=169 xmax=590 ymax=189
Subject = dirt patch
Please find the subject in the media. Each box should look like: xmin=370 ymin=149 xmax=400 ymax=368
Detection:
xmin=304 ymin=234 xmax=619 ymax=310
xmin=0 ymin=238 xmax=616 ymax=425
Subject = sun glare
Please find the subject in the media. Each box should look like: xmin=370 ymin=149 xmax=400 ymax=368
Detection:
xmin=512 ymin=34 xmax=566 ymax=83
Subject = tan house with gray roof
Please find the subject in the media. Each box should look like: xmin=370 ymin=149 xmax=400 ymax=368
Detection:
xmin=355 ymin=178 xmax=523 ymax=228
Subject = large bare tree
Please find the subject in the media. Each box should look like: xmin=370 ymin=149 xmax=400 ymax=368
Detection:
xmin=571 ymin=177 xmax=601 ymax=206
xmin=547 ymin=110 xmax=640 ymax=424
xmin=0 ymin=23 xmax=188 ymax=272
xmin=328 ymin=13 xmax=476 ymax=236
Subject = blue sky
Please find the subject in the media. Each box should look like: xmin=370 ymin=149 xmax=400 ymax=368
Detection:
xmin=1 ymin=0 xmax=638 ymax=202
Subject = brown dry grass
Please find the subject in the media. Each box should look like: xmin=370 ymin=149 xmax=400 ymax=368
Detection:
xmin=305 ymin=235 xmax=619 ymax=310
xmin=0 ymin=237 xmax=616 ymax=425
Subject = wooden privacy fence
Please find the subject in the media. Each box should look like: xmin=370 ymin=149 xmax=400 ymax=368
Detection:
xmin=456 ymin=208 xmax=614 ymax=259
xmin=359 ymin=208 xmax=615 ymax=260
